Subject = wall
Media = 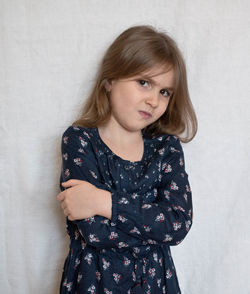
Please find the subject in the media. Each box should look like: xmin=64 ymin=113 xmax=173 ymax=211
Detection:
xmin=0 ymin=1 xmax=249 ymax=293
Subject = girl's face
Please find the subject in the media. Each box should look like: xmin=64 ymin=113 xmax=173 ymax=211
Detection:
xmin=105 ymin=65 xmax=175 ymax=133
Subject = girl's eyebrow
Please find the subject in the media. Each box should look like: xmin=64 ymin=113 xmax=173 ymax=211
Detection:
xmin=138 ymin=74 xmax=174 ymax=92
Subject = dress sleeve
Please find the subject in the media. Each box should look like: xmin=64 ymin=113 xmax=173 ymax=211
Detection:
xmin=60 ymin=126 xmax=149 ymax=250
xmin=110 ymin=135 xmax=193 ymax=246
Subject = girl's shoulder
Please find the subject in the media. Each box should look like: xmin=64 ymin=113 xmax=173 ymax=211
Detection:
xmin=61 ymin=125 xmax=97 ymax=154
xmin=148 ymin=132 xmax=182 ymax=152
xmin=148 ymin=133 xmax=185 ymax=168
xmin=62 ymin=125 xmax=95 ymax=141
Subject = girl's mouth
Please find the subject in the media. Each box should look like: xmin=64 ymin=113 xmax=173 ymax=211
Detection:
xmin=139 ymin=111 xmax=152 ymax=119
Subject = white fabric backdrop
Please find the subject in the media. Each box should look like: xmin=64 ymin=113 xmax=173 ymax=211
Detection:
xmin=1 ymin=1 xmax=249 ymax=293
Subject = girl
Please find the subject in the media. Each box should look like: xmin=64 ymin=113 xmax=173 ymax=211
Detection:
xmin=57 ymin=25 xmax=197 ymax=294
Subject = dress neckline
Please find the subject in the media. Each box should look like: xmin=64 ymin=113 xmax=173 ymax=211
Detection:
xmin=94 ymin=127 xmax=148 ymax=165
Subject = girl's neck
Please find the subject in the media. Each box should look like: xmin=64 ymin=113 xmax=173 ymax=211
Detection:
xmin=97 ymin=123 xmax=143 ymax=147
xmin=97 ymin=124 xmax=145 ymax=162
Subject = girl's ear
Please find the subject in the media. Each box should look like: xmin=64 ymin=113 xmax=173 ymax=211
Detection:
xmin=104 ymin=79 xmax=112 ymax=92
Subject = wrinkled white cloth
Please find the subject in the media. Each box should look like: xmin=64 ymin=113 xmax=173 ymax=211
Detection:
xmin=0 ymin=1 xmax=249 ymax=294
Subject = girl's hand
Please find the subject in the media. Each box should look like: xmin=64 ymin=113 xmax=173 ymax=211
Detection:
xmin=57 ymin=179 xmax=99 ymax=221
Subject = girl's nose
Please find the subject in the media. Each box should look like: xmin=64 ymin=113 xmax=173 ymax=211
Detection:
xmin=145 ymin=92 xmax=159 ymax=107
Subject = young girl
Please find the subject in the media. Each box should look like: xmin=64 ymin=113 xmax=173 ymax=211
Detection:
xmin=57 ymin=25 xmax=197 ymax=294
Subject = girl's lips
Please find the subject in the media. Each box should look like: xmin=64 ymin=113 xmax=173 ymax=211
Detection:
xmin=139 ymin=111 xmax=152 ymax=119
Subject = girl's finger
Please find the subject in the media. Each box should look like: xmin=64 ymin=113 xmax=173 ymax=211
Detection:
xmin=67 ymin=214 xmax=74 ymax=221
xmin=62 ymin=179 xmax=85 ymax=187
xmin=61 ymin=201 xmax=66 ymax=209
xmin=57 ymin=192 xmax=64 ymax=201
xmin=63 ymin=207 xmax=70 ymax=217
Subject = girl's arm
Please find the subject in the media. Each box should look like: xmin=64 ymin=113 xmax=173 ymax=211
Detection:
xmin=61 ymin=126 xmax=193 ymax=248
xmin=108 ymin=147 xmax=193 ymax=245
xmin=60 ymin=126 xmax=150 ymax=250
xmin=97 ymin=136 xmax=193 ymax=246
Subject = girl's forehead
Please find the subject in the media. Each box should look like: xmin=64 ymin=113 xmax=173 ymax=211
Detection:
xmin=116 ymin=64 xmax=175 ymax=81
xmin=141 ymin=64 xmax=174 ymax=77
xmin=119 ymin=65 xmax=175 ymax=87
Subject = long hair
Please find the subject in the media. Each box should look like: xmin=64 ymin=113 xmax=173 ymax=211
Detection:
xmin=72 ymin=25 xmax=198 ymax=143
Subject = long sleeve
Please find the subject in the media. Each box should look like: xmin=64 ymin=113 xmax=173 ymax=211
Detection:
xmin=60 ymin=126 xmax=149 ymax=250
xmin=110 ymin=136 xmax=193 ymax=246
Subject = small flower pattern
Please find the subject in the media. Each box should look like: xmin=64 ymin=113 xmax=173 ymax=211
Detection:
xmin=59 ymin=126 xmax=193 ymax=294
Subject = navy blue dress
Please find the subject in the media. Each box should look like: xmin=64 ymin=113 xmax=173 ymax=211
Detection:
xmin=59 ymin=125 xmax=193 ymax=294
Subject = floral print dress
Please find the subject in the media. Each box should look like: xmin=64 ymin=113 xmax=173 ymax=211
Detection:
xmin=59 ymin=125 xmax=193 ymax=294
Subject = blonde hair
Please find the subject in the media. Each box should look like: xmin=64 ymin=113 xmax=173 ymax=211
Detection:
xmin=72 ymin=25 xmax=197 ymax=143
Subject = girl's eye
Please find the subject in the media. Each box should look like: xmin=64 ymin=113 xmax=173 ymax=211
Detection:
xmin=160 ymin=89 xmax=171 ymax=98
xmin=138 ymin=80 xmax=173 ymax=98
xmin=138 ymin=80 xmax=149 ymax=87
